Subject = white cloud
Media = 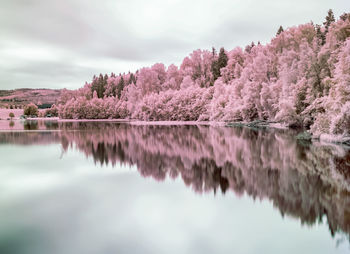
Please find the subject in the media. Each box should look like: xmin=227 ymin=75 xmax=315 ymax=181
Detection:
xmin=0 ymin=0 xmax=348 ymax=89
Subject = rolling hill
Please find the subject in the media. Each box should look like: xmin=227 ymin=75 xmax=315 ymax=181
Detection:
xmin=0 ymin=88 xmax=62 ymax=109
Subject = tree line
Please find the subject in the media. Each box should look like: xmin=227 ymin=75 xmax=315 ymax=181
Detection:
xmin=56 ymin=10 xmax=350 ymax=139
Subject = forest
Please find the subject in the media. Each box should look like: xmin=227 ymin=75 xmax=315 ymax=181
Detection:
xmin=57 ymin=10 xmax=350 ymax=139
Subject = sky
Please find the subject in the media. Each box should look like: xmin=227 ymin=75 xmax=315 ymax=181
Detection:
xmin=0 ymin=0 xmax=348 ymax=90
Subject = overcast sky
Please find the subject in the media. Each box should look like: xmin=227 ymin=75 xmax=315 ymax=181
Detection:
xmin=0 ymin=0 xmax=348 ymax=90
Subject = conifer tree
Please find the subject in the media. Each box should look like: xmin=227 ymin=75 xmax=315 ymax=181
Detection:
xmin=117 ymin=77 xmax=125 ymax=99
xmin=315 ymin=24 xmax=326 ymax=45
xmin=340 ymin=12 xmax=350 ymax=21
xmin=324 ymin=9 xmax=335 ymax=34
xmin=277 ymin=25 xmax=284 ymax=35
xmin=128 ymin=73 xmax=136 ymax=85
xmin=218 ymin=47 xmax=228 ymax=70
xmin=211 ymin=47 xmax=228 ymax=81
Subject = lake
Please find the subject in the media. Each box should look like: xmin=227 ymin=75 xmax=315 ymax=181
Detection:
xmin=0 ymin=120 xmax=349 ymax=254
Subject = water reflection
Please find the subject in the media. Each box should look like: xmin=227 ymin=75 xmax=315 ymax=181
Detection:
xmin=23 ymin=120 xmax=39 ymax=130
xmin=1 ymin=121 xmax=350 ymax=243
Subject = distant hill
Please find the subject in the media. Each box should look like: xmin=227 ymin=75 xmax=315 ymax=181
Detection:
xmin=0 ymin=88 xmax=62 ymax=109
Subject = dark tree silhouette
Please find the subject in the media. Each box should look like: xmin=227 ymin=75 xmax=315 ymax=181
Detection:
xmin=277 ymin=25 xmax=284 ymax=35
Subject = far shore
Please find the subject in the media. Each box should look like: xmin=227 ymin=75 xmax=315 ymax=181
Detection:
xmin=0 ymin=108 xmax=289 ymax=129
xmin=0 ymin=108 xmax=23 ymax=120
xmin=1 ymin=114 xmax=349 ymax=146
xmin=11 ymin=117 xmax=290 ymax=129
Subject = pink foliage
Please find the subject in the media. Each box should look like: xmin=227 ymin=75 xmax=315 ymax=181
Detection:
xmin=57 ymin=11 xmax=350 ymax=137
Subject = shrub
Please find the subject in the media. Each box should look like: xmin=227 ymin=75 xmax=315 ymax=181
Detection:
xmin=45 ymin=104 xmax=59 ymax=117
xmin=23 ymin=103 xmax=39 ymax=117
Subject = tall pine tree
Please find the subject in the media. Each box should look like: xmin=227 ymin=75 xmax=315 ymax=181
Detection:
xmin=117 ymin=77 xmax=125 ymax=99
xmin=211 ymin=47 xmax=228 ymax=81
xmin=276 ymin=25 xmax=284 ymax=36
xmin=323 ymin=9 xmax=335 ymax=34
xmin=315 ymin=24 xmax=326 ymax=45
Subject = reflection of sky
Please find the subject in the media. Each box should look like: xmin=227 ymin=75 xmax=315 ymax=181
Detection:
xmin=0 ymin=144 xmax=349 ymax=254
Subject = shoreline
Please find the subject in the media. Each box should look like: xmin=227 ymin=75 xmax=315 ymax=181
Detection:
xmin=1 ymin=118 xmax=349 ymax=146
xmin=19 ymin=117 xmax=289 ymax=128
xmin=21 ymin=118 xmax=292 ymax=130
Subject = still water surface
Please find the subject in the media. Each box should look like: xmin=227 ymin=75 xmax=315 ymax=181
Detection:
xmin=0 ymin=120 xmax=350 ymax=254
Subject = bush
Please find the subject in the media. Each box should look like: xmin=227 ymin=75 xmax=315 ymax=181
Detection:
xmin=45 ymin=104 xmax=59 ymax=117
xmin=330 ymin=102 xmax=350 ymax=135
xmin=23 ymin=103 xmax=39 ymax=117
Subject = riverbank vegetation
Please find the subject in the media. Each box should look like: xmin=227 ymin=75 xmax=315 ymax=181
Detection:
xmin=56 ymin=10 xmax=350 ymax=140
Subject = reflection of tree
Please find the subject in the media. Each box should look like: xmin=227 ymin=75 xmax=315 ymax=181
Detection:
xmin=23 ymin=120 xmax=38 ymax=130
xmin=44 ymin=121 xmax=59 ymax=130
xmin=58 ymin=123 xmax=350 ymax=238
xmin=0 ymin=132 xmax=61 ymax=145
xmin=1 ymin=122 xmax=349 ymax=239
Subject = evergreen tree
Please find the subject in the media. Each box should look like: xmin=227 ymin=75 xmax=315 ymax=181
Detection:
xmin=309 ymin=62 xmax=323 ymax=98
xmin=323 ymin=9 xmax=335 ymax=34
xmin=91 ymin=75 xmax=98 ymax=96
xmin=117 ymin=77 xmax=125 ymax=99
xmin=218 ymin=47 xmax=228 ymax=71
xmin=315 ymin=24 xmax=326 ymax=45
xmin=245 ymin=42 xmax=256 ymax=53
xmin=211 ymin=47 xmax=219 ymax=82
xmin=91 ymin=74 xmax=108 ymax=98
xmin=128 ymin=73 xmax=136 ymax=85
xmin=340 ymin=12 xmax=350 ymax=22
xmin=211 ymin=47 xmax=217 ymax=57
xmin=211 ymin=47 xmax=228 ymax=81
xmin=97 ymin=74 xmax=104 ymax=98
xmin=277 ymin=25 xmax=284 ymax=36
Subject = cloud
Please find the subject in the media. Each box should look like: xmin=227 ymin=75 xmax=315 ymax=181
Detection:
xmin=0 ymin=0 xmax=348 ymax=89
